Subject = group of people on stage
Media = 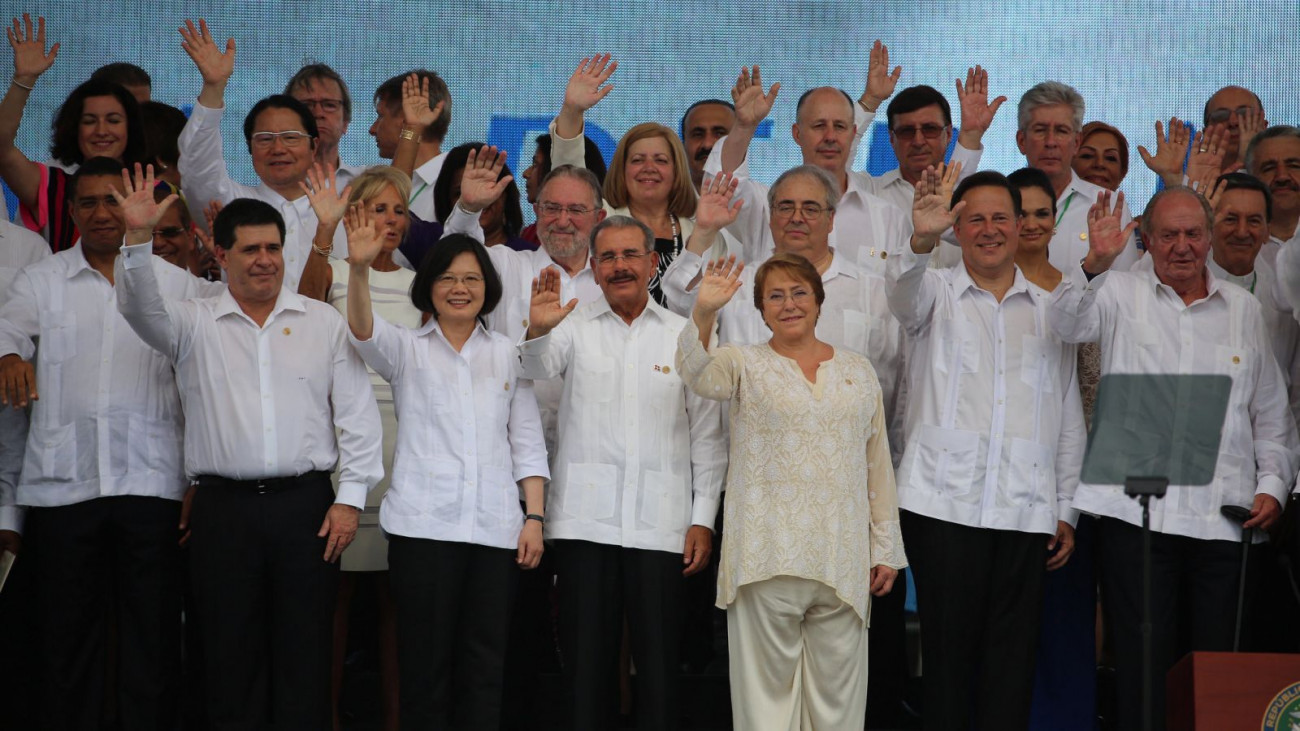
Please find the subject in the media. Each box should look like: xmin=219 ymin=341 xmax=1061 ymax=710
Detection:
xmin=2 ymin=12 xmax=1300 ymax=731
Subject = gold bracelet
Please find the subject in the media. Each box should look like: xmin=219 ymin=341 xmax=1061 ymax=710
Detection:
xmin=399 ymin=128 xmax=418 ymax=141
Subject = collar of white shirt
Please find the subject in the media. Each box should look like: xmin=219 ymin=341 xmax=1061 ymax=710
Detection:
xmin=417 ymin=315 xmax=492 ymax=342
xmin=948 ymin=261 xmax=1034 ymax=301
xmin=584 ymin=295 xmax=674 ymax=324
xmin=1132 ymin=259 xmax=1226 ymax=303
xmin=1059 ymin=170 xmax=1106 ymax=209
xmin=414 ymin=152 xmax=447 ymax=188
xmin=825 ymin=248 xmax=860 ymax=281
xmin=63 ymin=244 xmax=100 ymax=279
xmin=213 ymin=286 xmax=308 ymax=323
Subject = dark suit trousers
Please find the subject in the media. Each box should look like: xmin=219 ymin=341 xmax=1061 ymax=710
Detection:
xmin=553 ymin=539 xmax=684 ymax=731
xmin=29 ymin=495 xmax=182 ymax=731
xmin=902 ymin=510 xmax=1047 ymax=731
xmin=187 ymin=477 xmax=338 ymax=731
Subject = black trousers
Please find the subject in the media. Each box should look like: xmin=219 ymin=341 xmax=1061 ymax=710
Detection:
xmin=387 ymin=534 xmax=518 ymax=730
xmin=902 ymin=510 xmax=1047 ymax=731
xmin=553 ymin=540 xmax=684 ymax=731
xmin=865 ymin=567 xmax=910 ymax=728
xmin=188 ymin=476 xmax=338 ymax=730
xmin=28 ymin=495 xmax=183 ymax=731
xmin=1096 ymin=517 xmax=1240 ymax=731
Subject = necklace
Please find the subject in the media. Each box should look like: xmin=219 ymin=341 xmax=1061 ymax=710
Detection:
xmin=669 ymin=214 xmax=681 ymax=253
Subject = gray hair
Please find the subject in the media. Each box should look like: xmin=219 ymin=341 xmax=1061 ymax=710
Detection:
xmin=1245 ymin=125 xmax=1300 ymax=175
xmin=1017 ymin=81 xmax=1085 ymax=133
xmin=767 ymin=165 xmax=841 ymax=211
xmin=539 ymin=164 xmax=604 ymax=210
xmin=1139 ymin=185 xmax=1214 ymax=238
xmin=589 ymin=214 xmax=653 ymax=255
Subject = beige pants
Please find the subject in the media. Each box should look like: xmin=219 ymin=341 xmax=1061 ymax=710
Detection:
xmin=727 ymin=576 xmax=869 ymax=730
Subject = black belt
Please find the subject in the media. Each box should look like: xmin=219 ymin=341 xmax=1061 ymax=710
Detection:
xmin=193 ymin=471 xmax=330 ymax=495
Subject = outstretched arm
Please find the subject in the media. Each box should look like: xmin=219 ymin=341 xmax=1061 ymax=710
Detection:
xmin=392 ymin=73 xmax=446 ymax=179
xmin=554 ymin=54 xmax=617 ymax=142
xmin=955 ymin=65 xmax=1005 ymax=150
xmin=0 ymin=13 xmax=59 ymax=212
xmin=720 ymin=66 xmax=780 ymax=175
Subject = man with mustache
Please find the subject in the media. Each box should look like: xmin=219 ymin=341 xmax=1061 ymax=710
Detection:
xmin=680 ymin=99 xmax=735 ymax=189
xmin=519 ymin=215 xmax=726 ymax=731
xmin=1246 ymin=126 xmax=1300 ymax=246
xmin=1053 ymin=185 xmax=1298 ymax=731
xmin=1016 ymin=81 xmax=1141 ymax=276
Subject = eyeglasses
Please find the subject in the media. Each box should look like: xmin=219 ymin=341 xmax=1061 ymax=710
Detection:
xmin=1206 ymin=106 xmax=1255 ymax=124
xmin=892 ymin=123 xmax=948 ymax=140
xmin=434 ymin=273 xmax=485 ymax=288
xmin=152 ymin=226 xmax=190 ymax=239
xmin=594 ymin=250 xmax=651 ymax=266
xmin=538 ymin=202 xmax=597 ymax=218
xmin=763 ymin=289 xmax=813 ymax=306
xmin=772 ymin=202 xmax=830 ymax=219
xmin=298 ymin=98 xmax=344 ymax=113
xmin=250 ymin=130 xmax=313 ymax=149
xmin=73 ymin=195 xmax=121 ymax=212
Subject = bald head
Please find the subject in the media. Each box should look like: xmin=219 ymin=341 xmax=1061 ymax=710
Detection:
xmin=792 ymin=87 xmax=856 ymax=181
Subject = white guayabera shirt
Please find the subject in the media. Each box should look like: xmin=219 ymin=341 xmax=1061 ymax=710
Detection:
xmin=518 ymin=298 xmax=727 ymax=553
xmin=1051 ymin=265 xmax=1299 ymax=542
xmin=887 ymin=249 xmax=1086 ymax=535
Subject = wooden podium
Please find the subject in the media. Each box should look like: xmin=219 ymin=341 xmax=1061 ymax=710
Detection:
xmin=1166 ymin=651 xmax=1300 ymax=730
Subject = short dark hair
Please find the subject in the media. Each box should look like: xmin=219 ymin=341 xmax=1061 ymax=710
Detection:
xmin=408 ymin=234 xmax=502 ymax=322
xmin=50 ymin=79 xmax=146 ymax=167
xmin=374 ymin=70 xmax=451 ymax=142
xmin=1006 ymin=167 xmax=1057 ymax=218
xmin=1217 ymin=172 xmax=1273 ymax=222
xmin=212 ymin=198 xmax=286 ymax=250
xmin=951 ymin=170 xmax=1022 ymax=217
xmin=242 ymin=95 xmax=319 ymax=153
xmin=532 ymin=133 xmax=608 ymax=184
xmin=589 ymin=214 xmax=654 ymax=256
xmin=139 ymin=101 xmax=188 ymax=169
xmin=433 ymin=142 xmax=524 ymax=237
xmin=67 ymin=156 xmax=126 ymax=203
xmin=679 ymin=99 xmax=735 ymax=140
xmin=795 ymin=87 xmax=855 ymax=121
xmin=886 ymin=85 xmax=952 ymax=129
xmin=285 ymin=63 xmax=353 ymax=123
xmin=89 ymin=62 xmax=151 ymax=90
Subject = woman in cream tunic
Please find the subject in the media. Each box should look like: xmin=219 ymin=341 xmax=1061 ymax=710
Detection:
xmin=676 ymin=252 xmax=907 ymax=730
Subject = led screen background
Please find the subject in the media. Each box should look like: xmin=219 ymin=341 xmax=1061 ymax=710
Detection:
xmin=7 ymin=2 xmax=1297 ymax=222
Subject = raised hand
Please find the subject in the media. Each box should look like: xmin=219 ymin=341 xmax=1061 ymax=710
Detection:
xmin=956 ymin=65 xmax=1006 ymax=136
xmin=732 ymin=66 xmax=780 ymax=129
xmin=457 ymin=146 xmax=512 ymax=214
xmin=112 ymin=163 xmax=178 ymax=236
xmin=1186 ymin=123 xmax=1227 ymax=183
xmin=859 ymin=40 xmax=901 ymax=111
xmin=7 ymin=14 xmax=57 ymax=84
xmin=1137 ymin=117 xmax=1191 ymax=187
xmin=179 ymin=19 xmax=234 ymax=87
xmin=562 ymin=54 xmax=617 ymax=113
xmin=343 ymin=202 xmax=384 ymax=269
xmin=1189 ymin=170 xmax=1226 ymax=211
xmin=299 ymin=163 xmax=351 ymax=227
xmin=1236 ymin=106 xmax=1267 ymax=165
xmin=695 ymin=173 xmax=743 ymax=232
xmin=400 ymin=73 xmax=445 ymax=132
xmin=911 ymin=162 xmax=965 ymax=243
xmin=528 ymin=266 xmax=578 ymax=338
xmin=1083 ymin=190 xmax=1137 ymax=273
xmin=695 ymin=256 xmax=745 ymax=316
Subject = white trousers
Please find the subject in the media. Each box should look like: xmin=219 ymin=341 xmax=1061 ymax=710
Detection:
xmin=727 ymin=575 xmax=869 ymax=730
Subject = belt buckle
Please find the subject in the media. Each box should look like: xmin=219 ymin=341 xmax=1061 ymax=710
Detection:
xmin=255 ymin=480 xmax=269 ymax=495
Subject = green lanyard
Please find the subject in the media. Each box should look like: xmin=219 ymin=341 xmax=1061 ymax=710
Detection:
xmin=408 ymin=182 xmax=429 ymax=206
xmin=1055 ymin=192 xmax=1073 ymax=228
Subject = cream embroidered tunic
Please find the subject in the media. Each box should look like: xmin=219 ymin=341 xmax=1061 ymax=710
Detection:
xmin=675 ymin=320 xmax=907 ymax=623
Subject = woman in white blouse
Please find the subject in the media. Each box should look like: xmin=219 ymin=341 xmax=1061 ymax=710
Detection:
xmin=675 ymin=252 xmax=907 ymax=730
xmin=343 ymin=205 xmax=549 ymax=730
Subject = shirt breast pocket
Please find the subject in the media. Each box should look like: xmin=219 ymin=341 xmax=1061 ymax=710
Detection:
xmin=935 ymin=318 xmax=979 ymax=375
xmin=39 ymin=310 xmax=77 ymax=363
xmin=1115 ymin=318 xmax=1160 ymax=366
xmin=574 ymin=354 xmax=616 ymax=403
xmin=1020 ymin=335 xmax=1061 ymax=394
xmin=907 ymin=424 xmax=981 ymax=497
